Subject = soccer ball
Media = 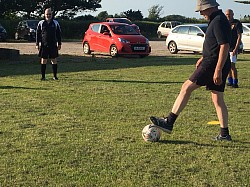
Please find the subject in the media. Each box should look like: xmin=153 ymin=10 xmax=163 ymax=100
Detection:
xmin=142 ymin=124 xmax=161 ymax=142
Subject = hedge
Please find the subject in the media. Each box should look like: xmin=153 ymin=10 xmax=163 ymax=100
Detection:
xmin=0 ymin=19 xmax=160 ymax=40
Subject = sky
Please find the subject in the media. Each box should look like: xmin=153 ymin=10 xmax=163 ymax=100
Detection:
xmin=85 ymin=0 xmax=250 ymax=19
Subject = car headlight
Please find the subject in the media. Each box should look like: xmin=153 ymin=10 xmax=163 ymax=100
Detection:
xmin=118 ymin=38 xmax=130 ymax=43
xmin=30 ymin=28 xmax=36 ymax=33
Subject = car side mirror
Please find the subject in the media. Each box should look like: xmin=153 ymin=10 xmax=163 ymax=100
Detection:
xmin=197 ymin=33 xmax=204 ymax=37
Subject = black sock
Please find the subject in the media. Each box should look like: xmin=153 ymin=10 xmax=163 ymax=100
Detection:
xmin=41 ymin=64 xmax=46 ymax=78
xmin=220 ymin=128 xmax=229 ymax=137
xmin=167 ymin=112 xmax=178 ymax=126
xmin=52 ymin=64 xmax=58 ymax=78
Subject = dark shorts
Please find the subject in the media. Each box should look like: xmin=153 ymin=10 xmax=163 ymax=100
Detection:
xmin=189 ymin=61 xmax=231 ymax=92
xmin=39 ymin=45 xmax=59 ymax=59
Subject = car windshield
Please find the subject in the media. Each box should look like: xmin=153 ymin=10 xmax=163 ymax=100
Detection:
xmin=27 ymin=20 xmax=39 ymax=29
xmin=110 ymin=25 xmax=139 ymax=35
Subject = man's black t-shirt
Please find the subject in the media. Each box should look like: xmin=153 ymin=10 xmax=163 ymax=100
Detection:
xmin=229 ymin=19 xmax=243 ymax=51
xmin=36 ymin=20 xmax=62 ymax=47
xmin=202 ymin=10 xmax=231 ymax=68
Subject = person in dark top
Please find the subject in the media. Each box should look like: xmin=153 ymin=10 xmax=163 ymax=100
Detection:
xmin=149 ymin=0 xmax=232 ymax=141
xmin=225 ymin=9 xmax=243 ymax=88
xmin=36 ymin=8 xmax=62 ymax=81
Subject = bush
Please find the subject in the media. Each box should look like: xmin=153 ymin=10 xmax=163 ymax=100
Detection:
xmin=0 ymin=19 xmax=160 ymax=40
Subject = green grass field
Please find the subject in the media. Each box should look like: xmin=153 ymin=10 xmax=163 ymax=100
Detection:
xmin=0 ymin=53 xmax=249 ymax=186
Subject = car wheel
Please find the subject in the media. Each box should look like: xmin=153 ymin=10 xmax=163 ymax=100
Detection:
xmin=14 ymin=33 xmax=19 ymax=40
xmin=110 ymin=45 xmax=118 ymax=57
xmin=168 ymin=41 xmax=178 ymax=54
xmin=83 ymin=42 xmax=91 ymax=54
xmin=157 ymin=32 xmax=162 ymax=38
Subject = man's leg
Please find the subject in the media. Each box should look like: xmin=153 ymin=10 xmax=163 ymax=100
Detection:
xmin=41 ymin=58 xmax=47 ymax=80
xmin=171 ymin=80 xmax=200 ymax=115
xmin=51 ymin=58 xmax=58 ymax=80
xmin=211 ymin=90 xmax=231 ymax=140
xmin=231 ymin=63 xmax=238 ymax=88
xmin=150 ymin=80 xmax=200 ymax=133
xmin=227 ymin=68 xmax=233 ymax=86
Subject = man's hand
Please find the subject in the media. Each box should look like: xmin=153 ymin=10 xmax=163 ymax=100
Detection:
xmin=213 ymin=70 xmax=223 ymax=85
xmin=196 ymin=57 xmax=203 ymax=69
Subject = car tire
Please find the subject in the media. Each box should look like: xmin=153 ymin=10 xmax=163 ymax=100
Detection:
xmin=110 ymin=45 xmax=118 ymax=57
xmin=157 ymin=32 xmax=162 ymax=38
xmin=83 ymin=42 xmax=91 ymax=54
xmin=168 ymin=41 xmax=178 ymax=54
xmin=14 ymin=33 xmax=19 ymax=40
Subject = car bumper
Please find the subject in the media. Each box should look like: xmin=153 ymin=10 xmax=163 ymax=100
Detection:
xmin=118 ymin=43 xmax=151 ymax=55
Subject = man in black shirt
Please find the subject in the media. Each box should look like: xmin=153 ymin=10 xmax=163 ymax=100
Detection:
xmin=36 ymin=8 xmax=62 ymax=81
xmin=225 ymin=9 xmax=243 ymax=88
xmin=149 ymin=0 xmax=232 ymax=141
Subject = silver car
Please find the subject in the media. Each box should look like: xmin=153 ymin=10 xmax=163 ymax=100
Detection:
xmin=166 ymin=24 xmax=208 ymax=54
xmin=242 ymin=23 xmax=250 ymax=51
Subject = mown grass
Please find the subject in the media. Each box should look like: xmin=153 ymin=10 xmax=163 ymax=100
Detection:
xmin=0 ymin=53 xmax=249 ymax=186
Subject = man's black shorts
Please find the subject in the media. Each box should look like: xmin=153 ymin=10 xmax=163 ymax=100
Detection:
xmin=189 ymin=61 xmax=231 ymax=92
xmin=39 ymin=45 xmax=59 ymax=59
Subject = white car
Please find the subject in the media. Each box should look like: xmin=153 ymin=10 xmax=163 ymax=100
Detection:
xmin=157 ymin=21 xmax=181 ymax=38
xmin=242 ymin=23 xmax=250 ymax=51
xmin=166 ymin=24 xmax=208 ymax=54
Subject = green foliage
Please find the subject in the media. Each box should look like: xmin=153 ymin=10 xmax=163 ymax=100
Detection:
xmin=148 ymin=4 xmax=164 ymax=21
xmin=0 ymin=0 xmax=102 ymax=19
xmin=134 ymin=21 xmax=159 ymax=38
xmin=123 ymin=9 xmax=143 ymax=21
xmin=97 ymin=11 xmax=109 ymax=21
xmin=0 ymin=53 xmax=249 ymax=186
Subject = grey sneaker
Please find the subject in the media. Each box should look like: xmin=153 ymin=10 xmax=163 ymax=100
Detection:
xmin=214 ymin=134 xmax=232 ymax=141
xmin=150 ymin=116 xmax=173 ymax=134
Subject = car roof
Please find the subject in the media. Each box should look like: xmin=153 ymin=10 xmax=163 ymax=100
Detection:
xmin=107 ymin=18 xmax=130 ymax=20
xmin=176 ymin=23 xmax=208 ymax=27
xmin=91 ymin=22 xmax=130 ymax=26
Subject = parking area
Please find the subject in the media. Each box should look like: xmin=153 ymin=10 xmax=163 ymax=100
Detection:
xmin=0 ymin=40 xmax=193 ymax=57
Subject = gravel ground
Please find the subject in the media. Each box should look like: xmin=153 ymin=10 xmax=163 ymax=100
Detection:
xmin=0 ymin=40 xmax=171 ymax=57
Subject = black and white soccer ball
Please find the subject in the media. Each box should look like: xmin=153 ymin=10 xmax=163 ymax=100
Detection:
xmin=142 ymin=124 xmax=161 ymax=142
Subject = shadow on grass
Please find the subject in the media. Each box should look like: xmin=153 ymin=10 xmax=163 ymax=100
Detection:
xmin=83 ymin=79 xmax=183 ymax=85
xmin=0 ymin=85 xmax=47 ymax=90
xmin=159 ymin=139 xmax=250 ymax=149
xmin=0 ymin=53 xmax=198 ymax=77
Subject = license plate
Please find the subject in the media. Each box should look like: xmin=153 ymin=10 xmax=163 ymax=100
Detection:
xmin=134 ymin=46 xmax=145 ymax=50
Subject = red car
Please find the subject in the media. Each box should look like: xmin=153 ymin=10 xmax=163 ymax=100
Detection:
xmin=82 ymin=22 xmax=151 ymax=58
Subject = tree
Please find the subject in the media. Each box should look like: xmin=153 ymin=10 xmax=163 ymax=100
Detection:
xmin=148 ymin=4 xmax=163 ymax=21
xmin=97 ymin=11 xmax=109 ymax=21
xmin=123 ymin=9 xmax=143 ymax=21
xmin=0 ymin=0 xmax=102 ymax=19
xmin=234 ymin=0 xmax=250 ymax=4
